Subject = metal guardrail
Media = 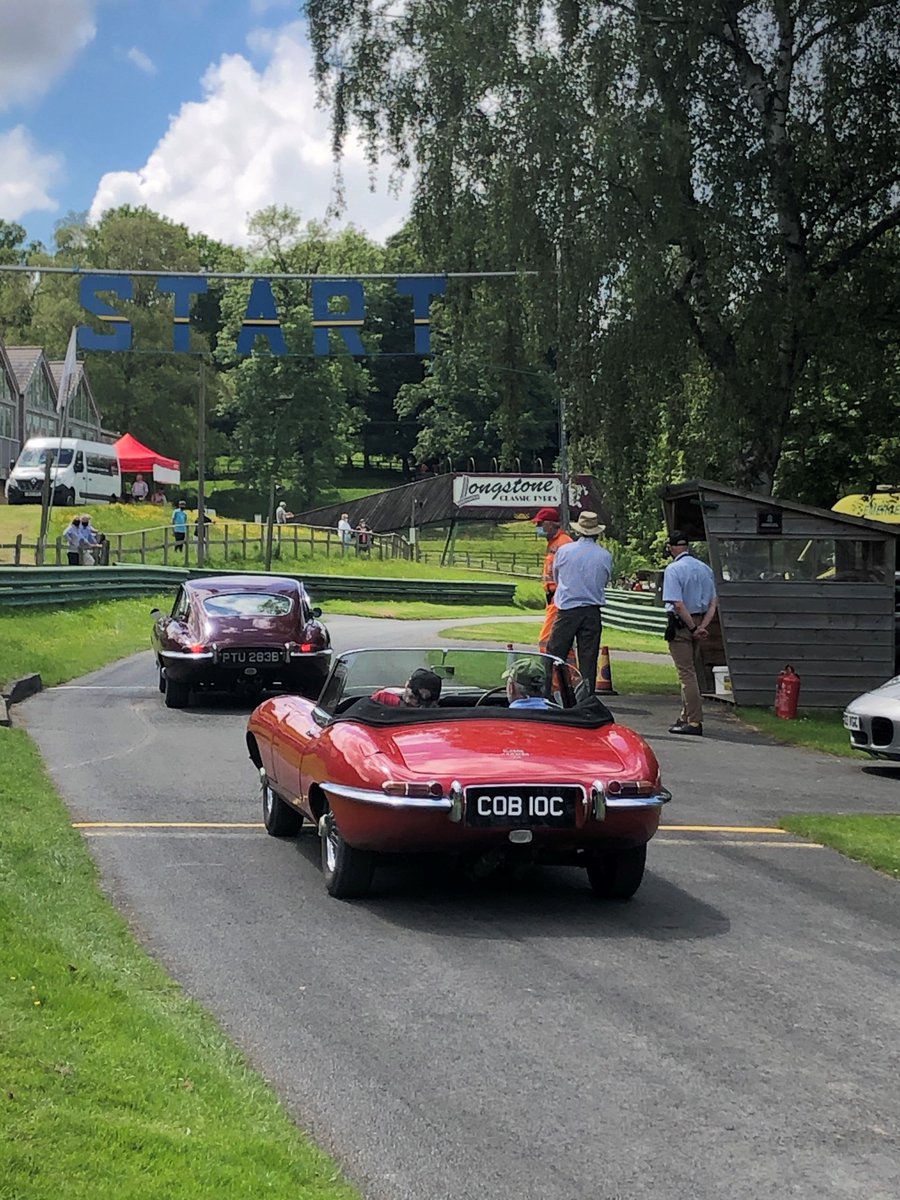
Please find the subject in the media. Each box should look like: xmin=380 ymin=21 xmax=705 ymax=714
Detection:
xmin=603 ymin=588 xmax=667 ymax=635
xmin=0 ymin=566 xmax=517 ymax=608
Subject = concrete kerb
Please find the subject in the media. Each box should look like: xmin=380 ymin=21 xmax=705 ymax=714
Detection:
xmin=1 ymin=673 xmax=43 ymax=726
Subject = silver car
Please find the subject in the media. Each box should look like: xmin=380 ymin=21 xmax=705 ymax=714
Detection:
xmin=844 ymin=677 xmax=900 ymax=760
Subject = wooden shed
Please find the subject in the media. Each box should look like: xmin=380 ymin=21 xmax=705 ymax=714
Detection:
xmin=662 ymin=480 xmax=897 ymax=709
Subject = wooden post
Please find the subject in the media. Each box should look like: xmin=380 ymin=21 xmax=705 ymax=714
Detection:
xmin=326 ymin=528 xmax=331 ymax=558
xmin=117 ymin=533 xmax=124 ymax=561
xmin=14 ymin=534 xmax=22 ymax=565
xmin=260 ymin=521 xmax=265 ymax=559
xmin=54 ymin=536 xmax=62 ymax=565
xmin=163 ymin=526 xmax=169 ymax=565
xmin=141 ymin=530 xmax=146 ymax=564
xmin=224 ymin=523 xmax=229 ymax=560
xmin=242 ymin=523 xmax=248 ymax=557
xmin=293 ymin=525 xmax=298 ymax=557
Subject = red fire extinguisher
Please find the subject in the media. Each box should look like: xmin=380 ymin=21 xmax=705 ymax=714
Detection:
xmin=774 ymin=665 xmax=801 ymax=720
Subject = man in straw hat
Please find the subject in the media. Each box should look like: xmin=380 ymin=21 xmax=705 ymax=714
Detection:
xmin=546 ymin=511 xmax=613 ymax=693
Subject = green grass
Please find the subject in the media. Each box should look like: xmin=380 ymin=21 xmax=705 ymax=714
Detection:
xmin=779 ymin=814 xmax=900 ymax=878
xmin=737 ymin=707 xmax=867 ymax=759
xmin=325 ymin=600 xmax=530 ymax=620
xmin=0 ymin=596 xmax=172 ymax=691
xmin=437 ymin=619 xmax=666 ymax=655
xmin=0 ymin=729 xmax=359 ymax=1200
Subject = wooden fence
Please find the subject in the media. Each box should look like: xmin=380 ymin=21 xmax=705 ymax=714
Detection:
xmin=0 ymin=522 xmax=412 ymax=568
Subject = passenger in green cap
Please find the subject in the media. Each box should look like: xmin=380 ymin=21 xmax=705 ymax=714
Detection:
xmin=502 ymin=659 xmax=554 ymax=710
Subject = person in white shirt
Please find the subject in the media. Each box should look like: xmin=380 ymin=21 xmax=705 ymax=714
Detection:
xmin=547 ymin=511 xmax=613 ymax=693
xmin=131 ymin=474 xmax=149 ymax=502
xmin=275 ymin=501 xmax=293 ymax=525
xmin=337 ymin=512 xmax=353 ymax=548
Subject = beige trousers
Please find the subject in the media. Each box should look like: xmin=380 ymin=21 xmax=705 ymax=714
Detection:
xmin=668 ymin=625 xmax=704 ymax=725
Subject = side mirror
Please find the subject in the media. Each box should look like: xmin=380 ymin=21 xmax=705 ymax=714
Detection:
xmin=150 ymin=608 xmax=161 ymax=618
xmin=311 ymin=606 xmax=322 ymax=618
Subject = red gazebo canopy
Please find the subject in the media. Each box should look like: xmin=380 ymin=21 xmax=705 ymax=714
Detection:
xmin=114 ymin=433 xmax=181 ymax=482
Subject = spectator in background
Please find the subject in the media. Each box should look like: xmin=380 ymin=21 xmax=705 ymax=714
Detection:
xmin=356 ymin=519 xmax=372 ymax=554
xmin=64 ymin=515 xmax=82 ymax=566
xmin=275 ymin=500 xmax=294 ymax=525
xmin=77 ymin=514 xmax=101 ymax=565
xmin=131 ymin=473 xmax=149 ymax=503
xmin=337 ymin=512 xmax=353 ymax=548
xmin=150 ymin=486 xmax=166 ymax=505
xmin=172 ymin=500 xmax=188 ymax=551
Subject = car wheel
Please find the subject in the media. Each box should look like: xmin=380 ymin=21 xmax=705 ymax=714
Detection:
xmin=164 ymin=677 xmax=190 ymax=709
xmin=262 ymin=777 xmax=303 ymax=837
xmin=320 ymin=808 xmax=374 ymax=899
xmin=64 ymin=488 xmax=76 ymax=507
xmin=586 ymin=844 xmax=646 ymax=900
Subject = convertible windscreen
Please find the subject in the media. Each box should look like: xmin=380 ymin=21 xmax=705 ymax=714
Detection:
xmin=200 ymin=593 xmax=294 ymax=617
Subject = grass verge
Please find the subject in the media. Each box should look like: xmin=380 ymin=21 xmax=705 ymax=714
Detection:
xmin=438 ymin=619 xmax=666 ymax=656
xmin=0 ymin=729 xmax=359 ymax=1199
xmin=0 ymin=596 xmax=171 ymax=690
xmin=737 ymin=707 xmax=867 ymax=759
xmin=779 ymin=814 xmax=900 ymax=879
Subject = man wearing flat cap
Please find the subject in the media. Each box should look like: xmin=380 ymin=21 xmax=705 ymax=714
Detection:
xmin=503 ymin=658 xmax=554 ymax=709
xmin=533 ymin=505 xmax=573 ymax=657
xmin=662 ymin=530 xmax=718 ymax=736
xmin=546 ymin=512 xmax=613 ymax=692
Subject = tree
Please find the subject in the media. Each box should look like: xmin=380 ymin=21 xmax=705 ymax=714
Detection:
xmin=308 ymin=0 xmax=900 ymax=528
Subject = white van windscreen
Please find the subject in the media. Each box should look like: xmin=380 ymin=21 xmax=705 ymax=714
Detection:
xmin=18 ymin=448 xmax=74 ymax=468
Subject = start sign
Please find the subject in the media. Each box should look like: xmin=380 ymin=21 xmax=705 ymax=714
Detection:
xmin=76 ymin=273 xmax=447 ymax=356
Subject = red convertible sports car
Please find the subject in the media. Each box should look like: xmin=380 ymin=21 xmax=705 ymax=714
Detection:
xmin=246 ymin=647 xmax=670 ymax=899
xmin=152 ymin=574 xmax=331 ymax=708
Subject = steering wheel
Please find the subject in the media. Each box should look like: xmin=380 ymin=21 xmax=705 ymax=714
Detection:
xmin=475 ymin=685 xmax=508 ymax=708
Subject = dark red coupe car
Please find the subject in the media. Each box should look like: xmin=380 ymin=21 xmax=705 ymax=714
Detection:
xmin=246 ymin=647 xmax=670 ymax=900
xmin=152 ymin=575 xmax=331 ymax=708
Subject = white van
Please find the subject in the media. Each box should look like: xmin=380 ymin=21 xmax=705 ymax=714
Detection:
xmin=7 ymin=437 xmax=121 ymax=506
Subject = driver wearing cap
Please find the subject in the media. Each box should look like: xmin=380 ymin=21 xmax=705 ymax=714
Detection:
xmin=503 ymin=659 xmax=554 ymax=709
xmin=372 ymin=668 xmax=443 ymax=708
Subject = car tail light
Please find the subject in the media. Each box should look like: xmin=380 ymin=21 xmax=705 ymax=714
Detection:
xmin=382 ymin=780 xmax=444 ymax=799
xmin=288 ymin=641 xmax=315 ymax=654
xmin=189 ymin=643 xmax=207 ymax=654
xmin=604 ymin=779 xmax=657 ymax=798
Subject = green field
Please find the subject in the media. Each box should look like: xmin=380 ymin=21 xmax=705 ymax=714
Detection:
xmin=438 ymin=619 xmax=667 ymax=656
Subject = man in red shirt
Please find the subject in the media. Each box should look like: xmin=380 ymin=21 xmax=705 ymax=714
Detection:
xmin=534 ymin=506 xmax=574 ymax=658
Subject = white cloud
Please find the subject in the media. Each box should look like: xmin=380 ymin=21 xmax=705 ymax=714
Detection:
xmin=0 ymin=126 xmax=61 ymax=220
xmin=0 ymin=0 xmax=97 ymax=109
xmin=89 ymin=24 xmax=411 ymax=246
xmin=126 ymin=47 xmax=157 ymax=76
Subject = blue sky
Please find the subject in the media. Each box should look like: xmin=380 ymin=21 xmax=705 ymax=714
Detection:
xmin=0 ymin=0 xmax=410 ymax=250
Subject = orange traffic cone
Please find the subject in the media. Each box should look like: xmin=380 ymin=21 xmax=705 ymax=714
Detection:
xmin=595 ymin=645 xmax=617 ymax=694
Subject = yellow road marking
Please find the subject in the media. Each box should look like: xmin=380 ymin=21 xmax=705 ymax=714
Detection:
xmin=73 ymin=821 xmax=262 ymax=829
xmin=659 ymin=824 xmax=789 ymax=834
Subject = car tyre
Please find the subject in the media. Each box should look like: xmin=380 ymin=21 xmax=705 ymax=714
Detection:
xmin=262 ymin=779 xmax=303 ymax=837
xmin=320 ymin=808 xmax=374 ymax=899
xmin=587 ymin=844 xmax=646 ymax=900
xmin=164 ymin=677 xmax=190 ymax=709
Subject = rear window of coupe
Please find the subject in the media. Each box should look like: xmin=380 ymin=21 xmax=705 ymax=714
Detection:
xmin=200 ymin=593 xmax=293 ymax=617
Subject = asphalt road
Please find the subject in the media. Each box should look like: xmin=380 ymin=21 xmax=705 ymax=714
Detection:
xmin=20 ymin=615 xmax=900 ymax=1200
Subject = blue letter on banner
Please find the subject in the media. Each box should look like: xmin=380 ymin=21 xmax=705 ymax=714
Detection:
xmin=311 ymin=280 xmax=366 ymax=355
xmin=394 ymin=276 xmax=446 ymax=353
xmin=157 ymin=276 xmax=210 ymax=351
xmin=77 ymin=274 xmax=133 ymax=351
xmin=237 ymin=279 xmax=286 ymax=356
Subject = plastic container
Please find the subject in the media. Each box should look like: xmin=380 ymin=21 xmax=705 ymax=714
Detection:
xmin=713 ymin=666 xmax=732 ymax=696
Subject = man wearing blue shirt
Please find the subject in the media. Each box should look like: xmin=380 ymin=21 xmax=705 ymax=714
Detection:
xmin=547 ymin=511 xmax=613 ymax=693
xmin=662 ymin=530 xmax=718 ymax=736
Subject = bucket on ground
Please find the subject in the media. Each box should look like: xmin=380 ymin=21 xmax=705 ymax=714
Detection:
xmin=713 ymin=666 xmax=732 ymax=697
